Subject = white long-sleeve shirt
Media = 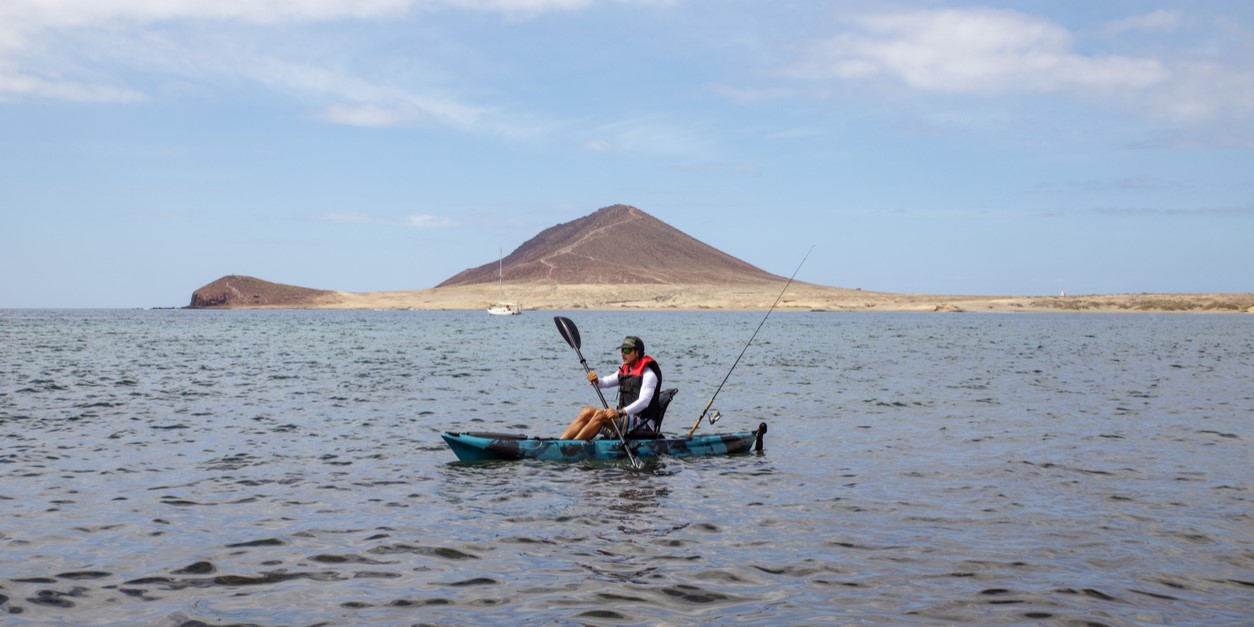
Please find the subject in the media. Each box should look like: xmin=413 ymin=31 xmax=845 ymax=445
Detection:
xmin=594 ymin=368 xmax=658 ymax=431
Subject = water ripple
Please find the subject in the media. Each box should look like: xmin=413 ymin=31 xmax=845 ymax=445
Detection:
xmin=1 ymin=310 xmax=1250 ymax=624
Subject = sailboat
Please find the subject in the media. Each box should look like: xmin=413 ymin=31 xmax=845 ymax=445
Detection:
xmin=487 ymin=249 xmax=522 ymax=316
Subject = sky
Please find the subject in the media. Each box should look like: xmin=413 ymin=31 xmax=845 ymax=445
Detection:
xmin=2 ymin=0 xmax=1252 ymax=308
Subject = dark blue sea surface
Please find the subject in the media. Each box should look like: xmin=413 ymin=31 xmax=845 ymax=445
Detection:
xmin=1 ymin=309 xmax=1251 ymax=625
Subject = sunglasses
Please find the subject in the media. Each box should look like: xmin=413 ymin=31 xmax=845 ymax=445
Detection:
xmin=621 ymin=347 xmax=636 ymax=354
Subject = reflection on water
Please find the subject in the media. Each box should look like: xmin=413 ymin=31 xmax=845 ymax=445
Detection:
xmin=0 ymin=309 xmax=1251 ymax=624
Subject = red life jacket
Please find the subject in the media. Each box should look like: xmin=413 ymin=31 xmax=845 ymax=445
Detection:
xmin=617 ymin=355 xmax=663 ymax=431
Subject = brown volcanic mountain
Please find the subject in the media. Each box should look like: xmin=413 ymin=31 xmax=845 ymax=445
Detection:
xmin=189 ymin=275 xmax=334 ymax=308
xmin=438 ymin=204 xmax=782 ymax=287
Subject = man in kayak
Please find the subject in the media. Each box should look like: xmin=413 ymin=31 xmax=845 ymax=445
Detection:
xmin=559 ymin=335 xmax=663 ymax=440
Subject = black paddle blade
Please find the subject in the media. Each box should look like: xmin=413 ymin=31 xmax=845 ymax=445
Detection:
xmin=554 ymin=316 xmax=581 ymax=350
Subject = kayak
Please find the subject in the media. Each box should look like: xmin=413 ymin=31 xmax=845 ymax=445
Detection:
xmin=441 ymin=422 xmax=767 ymax=463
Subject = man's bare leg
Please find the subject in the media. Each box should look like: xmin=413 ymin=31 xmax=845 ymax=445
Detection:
xmin=573 ymin=409 xmax=615 ymax=440
xmin=560 ymin=406 xmax=599 ymax=440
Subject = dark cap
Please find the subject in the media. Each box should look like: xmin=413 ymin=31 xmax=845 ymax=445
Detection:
xmin=618 ymin=336 xmax=644 ymax=353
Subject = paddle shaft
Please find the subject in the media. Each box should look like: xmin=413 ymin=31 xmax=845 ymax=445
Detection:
xmin=554 ymin=316 xmax=643 ymax=468
xmin=687 ymin=246 xmax=814 ymax=438
xmin=575 ymin=353 xmax=610 ymax=410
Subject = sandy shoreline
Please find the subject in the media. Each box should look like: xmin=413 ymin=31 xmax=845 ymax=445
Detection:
xmin=259 ymin=282 xmax=1254 ymax=314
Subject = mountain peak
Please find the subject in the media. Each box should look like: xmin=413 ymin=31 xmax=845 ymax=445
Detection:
xmin=436 ymin=205 xmax=783 ymax=287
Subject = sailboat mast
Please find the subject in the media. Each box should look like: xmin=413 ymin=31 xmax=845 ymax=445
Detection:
xmin=498 ymin=248 xmax=504 ymax=301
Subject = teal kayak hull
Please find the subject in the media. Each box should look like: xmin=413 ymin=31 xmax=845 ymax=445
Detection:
xmin=441 ymin=423 xmax=767 ymax=462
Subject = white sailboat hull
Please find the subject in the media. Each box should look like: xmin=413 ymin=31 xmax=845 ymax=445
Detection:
xmin=488 ymin=303 xmax=521 ymax=316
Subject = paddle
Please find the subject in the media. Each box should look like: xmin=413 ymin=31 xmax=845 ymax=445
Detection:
xmin=554 ymin=316 xmax=643 ymax=469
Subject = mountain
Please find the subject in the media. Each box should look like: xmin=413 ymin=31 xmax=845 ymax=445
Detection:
xmin=187 ymin=205 xmax=800 ymax=309
xmin=437 ymin=204 xmax=783 ymax=287
xmin=189 ymin=275 xmax=333 ymax=308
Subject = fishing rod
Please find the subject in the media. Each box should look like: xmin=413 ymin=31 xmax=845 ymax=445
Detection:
xmin=686 ymin=246 xmax=814 ymax=439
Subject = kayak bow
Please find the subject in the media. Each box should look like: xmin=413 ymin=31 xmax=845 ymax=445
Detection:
xmin=441 ymin=423 xmax=767 ymax=463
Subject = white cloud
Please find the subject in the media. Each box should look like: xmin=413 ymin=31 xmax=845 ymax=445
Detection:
xmin=316 ymin=212 xmax=455 ymax=227
xmin=1139 ymin=59 xmax=1254 ymax=124
xmin=788 ymin=7 xmax=1167 ymax=95
xmin=0 ymin=0 xmax=614 ymax=36
xmin=2 ymin=1 xmax=406 ymax=30
xmin=0 ymin=0 xmax=575 ymax=134
xmin=0 ymin=0 xmax=619 ymax=36
xmin=775 ymin=6 xmax=1254 ymax=128
xmin=0 ymin=70 xmax=144 ymax=103
xmin=581 ymin=138 xmax=617 ymax=151
xmin=403 ymin=214 xmax=455 ymax=227
xmin=434 ymin=0 xmax=676 ymax=18
xmin=435 ymin=0 xmax=592 ymax=16
xmin=1102 ymin=10 xmax=1182 ymax=35
xmin=316 ymin=104 xmax=411 ymax=128
xmin=581 ymin=116 xmax=711 ymax=157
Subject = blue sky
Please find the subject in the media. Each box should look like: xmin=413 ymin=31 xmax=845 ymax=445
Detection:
xmin=2 ymin=0 xmax=1251 ymax=308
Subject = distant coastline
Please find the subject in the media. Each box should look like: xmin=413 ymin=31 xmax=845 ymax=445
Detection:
xmin=185 ymin=206 xmax=1254 ymax=314
xmin=186 ymin=278 xmax=1254 ymax=314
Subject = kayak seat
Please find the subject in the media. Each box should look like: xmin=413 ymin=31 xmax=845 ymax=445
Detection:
xmin=624 ymin=388 xmax=677 ymax=439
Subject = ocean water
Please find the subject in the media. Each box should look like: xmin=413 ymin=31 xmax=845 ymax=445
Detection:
xmin=0 ymin=309 xmax=1250 ymax=626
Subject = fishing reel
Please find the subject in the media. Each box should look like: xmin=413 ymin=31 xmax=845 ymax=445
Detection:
xmin=707 ymin=409 xmax=722 ymax=425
